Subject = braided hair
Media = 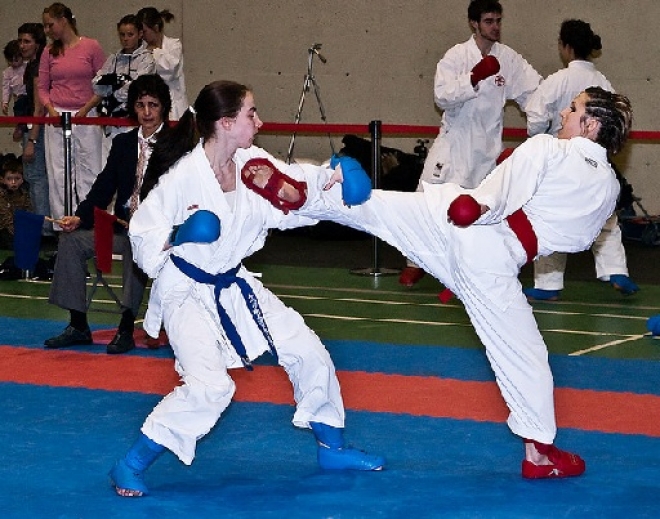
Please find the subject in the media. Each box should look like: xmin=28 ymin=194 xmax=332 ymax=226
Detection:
xmin=583 ymin=87 xmax=633 ymax=155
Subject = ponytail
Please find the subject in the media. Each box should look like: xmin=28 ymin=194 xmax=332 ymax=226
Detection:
xmin=140 ymin=80 xmax=251 ymax=199
xmin=140 ymin=109 xmax=199 ymax=200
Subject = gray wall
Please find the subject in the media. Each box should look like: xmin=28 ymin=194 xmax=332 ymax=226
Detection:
xmin=2 ymin=1 xmax=659 ymax=211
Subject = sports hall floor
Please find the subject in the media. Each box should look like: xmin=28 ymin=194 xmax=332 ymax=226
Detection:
xmin=1 ymin=226 xmax=660 ymax=518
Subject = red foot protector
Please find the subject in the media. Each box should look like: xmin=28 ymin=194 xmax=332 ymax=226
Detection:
xmin=522 ymin=439 xmax=586 ymax=479
xmin=399 ymin=266 xmax=425 ymax=287
xmin=447 ymin=194 xmax=481 ymax=227
xmin=496 ymin=147 xmax=515 ymax=165
xmin=438 ymin=289 xmax=454 ymax=304
xmin=241 ymin=158 xmax=307 ymax=213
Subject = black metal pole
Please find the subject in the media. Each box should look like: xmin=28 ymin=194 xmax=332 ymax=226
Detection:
xmin=370 ymin=120 xmax=382 ymax=271
xmin=61 ymin=112 xmax=73 ymax=216
xmin=350 ymin=120 xmax=399 ymax=278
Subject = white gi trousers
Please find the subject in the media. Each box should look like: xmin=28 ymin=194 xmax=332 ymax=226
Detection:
xmin=307 ymin=186 xmax=557 ymax=444
xmin=141 ymin=272 xmax=345 ymax=465
xmin=534 ymin=213 xmax=628 ymax=290
xmin=44 ymin=107 xmax=103 ymax=222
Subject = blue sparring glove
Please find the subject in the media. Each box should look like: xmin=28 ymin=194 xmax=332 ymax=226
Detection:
xmin=647 ymin=314 xmax=660 ymax=336
xmin=169 ymin=210 xmax=221 ymax=246
xmin=330 ymin=154 xmax=372 ymax=205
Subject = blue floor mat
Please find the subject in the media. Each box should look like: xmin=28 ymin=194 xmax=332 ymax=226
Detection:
xmin=2 ymin=383 xmax=659 ymax=519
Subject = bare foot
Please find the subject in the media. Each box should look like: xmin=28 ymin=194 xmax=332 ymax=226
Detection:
xmin=524 ymin=441 xmax=550 ymax=465
xmin=114 ymin=486 xmax=144 ymax=497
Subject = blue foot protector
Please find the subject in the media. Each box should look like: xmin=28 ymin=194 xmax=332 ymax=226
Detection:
xmin=317 ymin=444 xmax=386 ymax=471
xmin=523 ymin=288 xmax=561 ymax=301
xmin=109 ymin=459 xmax=150 ymax=496
xmin=646 ymin=314 xmax=660 ymax=336
xmin=609 ymin=274 xmax=639 ymax=296
xmin=109 ymin=433 xmax=165 ymax=496
xmin=311 ymin=422 xmax=385 ymax=471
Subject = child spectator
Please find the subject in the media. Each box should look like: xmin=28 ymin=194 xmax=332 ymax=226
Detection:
xmin=0 ymin=153 xmax=32 ymax=250
xmin=2 ymin=40 xmax=29 ymax=142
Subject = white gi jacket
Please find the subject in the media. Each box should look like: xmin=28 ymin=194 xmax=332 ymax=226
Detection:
xmin=471 ymin=135 xmax=618 ymax=257
xmin=526 ymin=60 xmax=613 ymax=137
xmin=152 ymin=35 xmax=188 ymax=120
xmin=422 ymin=36 xmax=541 ymax=188
xmin=130 ymin=143 xmax=319 ymax=366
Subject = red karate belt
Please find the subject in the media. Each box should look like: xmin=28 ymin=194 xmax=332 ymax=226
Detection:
xmin=505 ymin=208 xmax=538 ymax=264
xmin=438 ymin=209 xmax=538 ymax=303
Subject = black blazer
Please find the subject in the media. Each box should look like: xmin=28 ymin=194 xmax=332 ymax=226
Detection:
xmin=75 ymin=128 xmax=139 ymax=231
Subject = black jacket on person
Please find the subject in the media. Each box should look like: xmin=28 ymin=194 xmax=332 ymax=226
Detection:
xmin=75 ymin=128 xmax=139 ymax=231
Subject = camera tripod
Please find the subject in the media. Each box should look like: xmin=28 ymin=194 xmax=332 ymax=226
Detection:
xmin=286 ymin=44 xmax=335 ymax=164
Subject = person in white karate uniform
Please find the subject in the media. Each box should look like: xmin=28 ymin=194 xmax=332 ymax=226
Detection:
xmin=109 ymin=80 xmax=384 ymax=498
xmin=522 ymin=19 xmax=638 ymax=301
xmin=292 ymin=87 xmax=632 ymax=479
xmin=400 ymin=0 xmax=541 ymax=287
xmin=136 ymin=7 xmax=188 ymax=120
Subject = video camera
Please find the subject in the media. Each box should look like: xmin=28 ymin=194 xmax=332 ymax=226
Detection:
xmin=96 ymin=73 xmax=132 ymax=117
xmin=96 ymin=72 xmax=132 ymax=91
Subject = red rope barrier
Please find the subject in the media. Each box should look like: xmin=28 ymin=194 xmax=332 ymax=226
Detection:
xmin=0 ymin=115 xmax=134 ymax=127
xmin=1 ymin=115 xmax=659 ymax=141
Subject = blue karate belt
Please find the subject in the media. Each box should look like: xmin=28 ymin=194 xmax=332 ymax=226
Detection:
xmin=170 ymin=255 xmax=278 ymax=370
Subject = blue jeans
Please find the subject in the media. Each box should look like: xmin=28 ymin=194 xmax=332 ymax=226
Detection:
xmin=22 ymin=127 xmax=52 ymax=235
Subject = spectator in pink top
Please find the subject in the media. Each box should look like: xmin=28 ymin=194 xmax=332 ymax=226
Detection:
xmin=38 ymin=2 xmax=105 ymax=224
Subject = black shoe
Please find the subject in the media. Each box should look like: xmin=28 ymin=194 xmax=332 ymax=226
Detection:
xmin=44 ymin=325 xmax=93 ymax=349
xmin=106 ymin=330 xmax=135 ymax=354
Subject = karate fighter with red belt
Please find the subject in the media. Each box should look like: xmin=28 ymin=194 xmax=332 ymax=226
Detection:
xmin=248 ymin=86 xmax=632 ymax=480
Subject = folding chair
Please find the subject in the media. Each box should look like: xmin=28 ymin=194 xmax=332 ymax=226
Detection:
xmin=87 ymin=207 xmax=123 ymax=313
xmin=86 ymin=255 xmax=123 ymax=313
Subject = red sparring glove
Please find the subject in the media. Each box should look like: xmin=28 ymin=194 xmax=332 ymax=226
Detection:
xmin=470 ymin=55 xmax=500 ymax=86
xmin=496 ymin=147 xmax=515 ymax=165
xmin=241 ymin=158 xmax=307 ymax=214
xmin=447 ymin=194 xmax=482 ymax=227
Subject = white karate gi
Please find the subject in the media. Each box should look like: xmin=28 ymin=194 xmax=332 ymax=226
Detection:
xmin=151 ymin=35 xmax=188 ymax=120
xmin=525 ymin=60 xmax=627 ymax=290
xmin=129 ymin=144 xmax=344 ymax=465
xmin=421 ymin=36 xmax=541 ymax=189
xmin=304 ymin=134 xmax=619 ymax=443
